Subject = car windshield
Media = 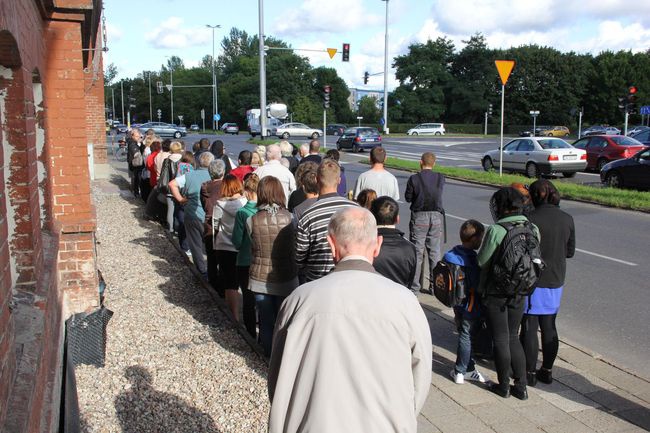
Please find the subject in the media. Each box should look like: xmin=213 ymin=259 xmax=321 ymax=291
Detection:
xmin=611 ymin=136 xmax=642 ymax=146
xmin=359 ymin=128 xmax=379 ymax=136
xmin=344 ymin=128 xmax=357 ymax=134
xmin=538 ymin=139 xmax=571 ymax=149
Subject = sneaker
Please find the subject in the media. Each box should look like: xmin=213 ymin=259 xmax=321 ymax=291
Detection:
xmin=450 ymin=369 xmax=464 ymax=384
xmin=464 ymin=369 xmax=486 ymax=383
xmin=185 ymin=250 xmax=192 ymax=257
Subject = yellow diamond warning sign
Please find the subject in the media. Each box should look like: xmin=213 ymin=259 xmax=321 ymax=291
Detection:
xmin=495 ymin=60 xmax=515 ymax=86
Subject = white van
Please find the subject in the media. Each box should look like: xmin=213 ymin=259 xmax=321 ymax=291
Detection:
xmin=407 ymin=123 xmax=446 ymax=136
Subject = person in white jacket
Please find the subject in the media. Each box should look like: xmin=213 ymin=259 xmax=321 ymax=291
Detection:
xmin=268 ymin=206 xmax=432 ymax=433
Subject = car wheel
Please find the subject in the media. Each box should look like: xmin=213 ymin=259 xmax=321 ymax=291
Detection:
xmin=482 ymin=157 xmax=494 ymax=171
xmin=597 ymin=158 xmax=608 ymax=171
xmin=435 ymin=131 xmax=441 ymax=136
xmin=311 ymin=132 xmax=319 ymax=139
xmin=606 ymin=171 xmax=623 ymax=188
xmin=562 ymin=172 xmax=577 ymax=178
xmin=236 ymin=132 xmax=239 ymax=135
xmin=336 ymin=142 xmax=342 ymax=151
xmin=526 ymin=162 xmax=539 ymax=178
xmin=412 ymin=132 xmax=418 ymax=136
xmin=281 ymin=132 xmax=290 ymax=139
xmin=353 ymin=143 xmax=360 ymax=153
xmin=174 ymin=131 xmax=182 ymax=138
xmin=564 ymin=133 xmax=570 ymax=137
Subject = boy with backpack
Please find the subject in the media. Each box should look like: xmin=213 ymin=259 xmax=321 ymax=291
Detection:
xmin=439 ymin=219 xmax=487 ymax=384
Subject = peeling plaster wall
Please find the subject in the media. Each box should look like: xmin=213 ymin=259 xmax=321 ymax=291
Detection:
xmin=0 ymin=64 xmax=17 ymax=289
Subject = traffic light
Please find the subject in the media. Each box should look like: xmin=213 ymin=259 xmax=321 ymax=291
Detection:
xmin=128 ymin=96 xmax=136 ymax=109
xmin=488 ymin=103 xmax=493 ymax=116
xmin=342 ymin=43 xmax=350 ymax=62
xmin=618 ymin=96 xmax=627 ymax=112
xmin=323 ymin=85 xmax=331 ymax=109
xmin=363 ymin=71 xmax=369 ymax=85
xmin=627 ymin=86 xmax=638 ymax=114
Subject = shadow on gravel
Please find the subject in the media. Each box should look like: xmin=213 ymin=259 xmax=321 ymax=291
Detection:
xmin=115 ymin=366 xmax=221 ymax=433
xmin=104 ymin=173 xmax=267 ymax=379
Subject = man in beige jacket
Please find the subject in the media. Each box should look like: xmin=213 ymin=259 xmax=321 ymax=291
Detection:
xmin=268 ymin=206 xmax=432 ymax=433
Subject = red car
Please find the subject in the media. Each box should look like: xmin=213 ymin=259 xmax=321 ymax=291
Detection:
xmin=571 ymin=135 xmax=648 ymax=171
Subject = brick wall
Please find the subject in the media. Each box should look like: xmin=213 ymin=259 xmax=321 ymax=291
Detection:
xmin=86 ymin=52 xmax=107 ymax=165
xmin=0 ymin=0 xmax=103 ymax=431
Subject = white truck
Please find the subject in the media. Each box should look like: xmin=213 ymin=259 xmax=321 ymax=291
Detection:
xmin=246 ymin=103 xmax=288 ymax=137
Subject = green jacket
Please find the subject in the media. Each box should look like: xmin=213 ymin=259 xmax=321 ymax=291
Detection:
xmin=232 ymin=201 xmax=258 ymax=267
xmin=477 ymin=215 xmax=540 ymax=295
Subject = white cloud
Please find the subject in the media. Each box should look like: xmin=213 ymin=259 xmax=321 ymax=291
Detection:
xmin=567 ymin=21 xmax=650 ymax=53
xmin=105 ymin=23 xmax=123 ymax=44
xmin=272 ymin=0 xmax=381 ymax=37
xmin=144 ymin=17 xmax=212 ymax=49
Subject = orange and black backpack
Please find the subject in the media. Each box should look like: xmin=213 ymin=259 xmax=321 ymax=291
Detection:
xmin=427 ymin=260 xmax=474 ymax=309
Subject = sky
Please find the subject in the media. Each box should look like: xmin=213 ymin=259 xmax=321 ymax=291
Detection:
xmin=103 ymin=0 xmax=650 ymax=92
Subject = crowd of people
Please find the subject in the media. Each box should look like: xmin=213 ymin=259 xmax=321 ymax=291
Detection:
xmin=125 ymin=129 xmax=575 ymax=431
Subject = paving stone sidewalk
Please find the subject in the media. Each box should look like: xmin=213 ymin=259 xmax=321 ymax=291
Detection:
xmin=85 ymin=164 xmax=649 ymax=432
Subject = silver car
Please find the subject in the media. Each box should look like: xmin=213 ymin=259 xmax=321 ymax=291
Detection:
xmin=138 ymin=122 xmax=186 ymax=138
xmin=481 ymin=137 xmax=586 ymax=178
xmin=274 ymin=122 xmax=322 ymax=139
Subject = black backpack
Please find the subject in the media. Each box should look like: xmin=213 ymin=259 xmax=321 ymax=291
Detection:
xmin=488 ymin=221 xmax=545 ymax=297
xmin=428 ymin=260 xmax=466 ymax=308
xmin=157 ymin=158 xmax=178 ymax=194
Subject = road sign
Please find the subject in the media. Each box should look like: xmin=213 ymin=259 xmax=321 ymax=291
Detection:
xmin=200 ymin=109 xmax=205 ymax=119
xmin=530 ymin=110 xmax=540 ymax=115
xmin=157 ymin=81 xmax=163 ymax=94
xmin=213 ymin=113 xmax=221 ymax=121
xmin=166 ymin=84 xmax=173 ymax=91
xmin=178 ymin=115 xmax=183 ymax=123
xmin=641 ymin=106 xmax=650 ymax=115
xmin=327 ymin=48 xmax=337 ymax=59
xmin=379 ymin=117 xmax=385 ymax=126
xmin=495 ymin=60 xmax=515 ymax=86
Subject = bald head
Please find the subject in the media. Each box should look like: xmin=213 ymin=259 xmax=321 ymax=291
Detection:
xmin=266 ymin=144 xmax=282 ymax=161
xmin=327 ymin=207 xmax=382 ymax=263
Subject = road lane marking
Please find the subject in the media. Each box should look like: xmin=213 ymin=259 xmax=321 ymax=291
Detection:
xmin=444 ymin=213 xmax=638 ymax=267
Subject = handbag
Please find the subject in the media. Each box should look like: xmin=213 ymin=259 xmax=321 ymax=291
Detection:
xmin=157 ymin=158 xmax=172 ymax=194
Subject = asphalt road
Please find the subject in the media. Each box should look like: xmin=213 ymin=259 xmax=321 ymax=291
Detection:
xmin=107 ymin=131 xmax=650 ymax=378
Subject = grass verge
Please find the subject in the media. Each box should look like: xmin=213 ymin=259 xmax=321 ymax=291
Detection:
xmin=380 ymin=157 xmax=650 ymax=212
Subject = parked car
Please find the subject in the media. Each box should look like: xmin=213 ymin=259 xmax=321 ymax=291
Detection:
xmin=336 ymin=127 xmax=382 ymax=152
xmin=481 ymin=137 xmax=586 ymax=178
xmin=580 ymin=125 xmax=607 ymax=137
xmin=519 ymin=126 xmax=549 ymax=137
xmin=115 ymin=123 xmax=128 ymax=134
xmin=189 ymin=124 xmax=200 ymax=131
xmin=541 ymin=126 xmax=570 ymax=137
xmin=138 ymin=122 xmax=186 ymax=138
xmin=630 ymin=128 xmax=650 ymax=146
xmin=274 ymin=122 xmax=322 ymax=139
xmin=600 ymin=147 xmax=650 ymax=189
xmin=326 ymin=124 xmax=347 ymax=136
xmin=604 ymin=126 xmax=621 ymax=135
xmin=571 ymin=135 xmax=648 ymax=171
xmin=406 ymin=123 xmax=446 ymax=136
xmin=627 ymin=125 xmax=649 ymax=136
xmin=221 ymin=123 xmax=240 ymax=135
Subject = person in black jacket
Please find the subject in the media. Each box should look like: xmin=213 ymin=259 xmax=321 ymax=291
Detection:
xmin=210 ymin=140 xmax=232 ymax=175
xmin=370 ymin=196 xmax=417 ymax=290
xmin=520 ymin=179 xmax=575 ymax=386
xmin=126 ymin=129 xmax=144 ymax=197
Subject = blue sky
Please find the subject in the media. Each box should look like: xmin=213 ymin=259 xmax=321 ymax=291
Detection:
xmin=103 ymin=0 xmax=650 ymax=90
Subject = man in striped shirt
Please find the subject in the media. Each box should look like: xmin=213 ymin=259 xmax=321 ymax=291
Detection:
xmin=296 ymin=159 xmax=358 ymax=281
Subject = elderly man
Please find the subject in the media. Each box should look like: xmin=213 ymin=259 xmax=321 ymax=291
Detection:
xmin=299 ymin=139 xmax=322 ymax=165
xmin=296 ymin=159 xmax=357 ymax=281
xmin=169 ymin=151 xmax=215 ymax=278
xmin=254 ymin=144 xmax=296 ymax=204
xmin=298 ymin=143 xmax=309 ymax=160
xmin=279 ymin=140 xmax=299 ymax=173
xmin=269 ymin=207 xmax=432 ymax=433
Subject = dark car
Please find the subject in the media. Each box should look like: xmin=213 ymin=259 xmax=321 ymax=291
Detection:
xmin=571 ymin=135 xmax=648 ymax=171
xmin=519 ymin=126 xmax=549 ymax=137
xmin=630 ymin=128 xmax=650 ymax=146
xmin=600 ymin=147 xmax=650 ymax=189
xmin=115 ymin=123 xmax=128 ymax=134
xmin=326 ymin=123 xmax=347 ymax=136
xmin=336 ymin=127 xmax=382 ymax=152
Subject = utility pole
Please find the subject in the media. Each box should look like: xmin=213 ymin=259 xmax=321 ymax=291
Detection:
xmin=111 ymin=86 xmax=115 ymax=121
xmin=120 ymin=80 xmax=125 ymax=123
xmin=148 ymin=72 xmax=152 ymax=122
xmin=381 ymin=0 xmax=389 ymax=135
xmin=258 ymin=0 xmax=267 ymax=139
xmin=207 ymin=24 xmax=221 ymax=131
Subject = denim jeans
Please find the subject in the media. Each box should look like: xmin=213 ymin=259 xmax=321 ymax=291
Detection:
xmin=409 ymin=211 xmax=443 ymax=291
xmin=173 ymin=203 xmax=188 ymax=251
xmin=185 ymin=217 xmax=207 ymax=275
xmin=255 ymin=293 xmax=285 ymax=357
xmin=454 ymin=315 xmax=478 ymax=374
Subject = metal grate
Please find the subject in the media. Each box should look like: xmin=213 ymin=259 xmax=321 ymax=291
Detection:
xmin=66 ymin=307 xmax=113 ymax=367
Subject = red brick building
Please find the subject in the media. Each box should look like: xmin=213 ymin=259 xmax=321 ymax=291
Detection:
xmin=1 ymin=1 xmax=105 ymax=431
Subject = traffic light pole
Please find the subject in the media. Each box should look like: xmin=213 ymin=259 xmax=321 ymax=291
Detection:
xmin=624 ymin=112 xmax=629 ymax=136
xmin=484 ymin=112 xmax=488 ymax=136
xmin=499 ymin=84 xmax=505 ymax=177
xmin=323 ymin=110 xmax=327 ymax=149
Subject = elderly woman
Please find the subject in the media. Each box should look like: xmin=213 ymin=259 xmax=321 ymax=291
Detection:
xmin=201 ymin=160 xmax=226 ymax=291
xmin=520 ymin=180 xmax=575 ymax=387
xmin=164 ymin=141 xmax=184 ymax=234
xmin=248 ymin=176 xmax=298 ymax=356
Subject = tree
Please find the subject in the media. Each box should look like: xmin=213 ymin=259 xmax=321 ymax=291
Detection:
xmin=357 ymin=96 xmax=380 ymax=124
xmin=312 ymin=67 xmax=354 ymax=123
xmin=104 ymin=62 xmax=118 ymax=85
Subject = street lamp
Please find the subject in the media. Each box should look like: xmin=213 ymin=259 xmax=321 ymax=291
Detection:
xmin=258 ymin=0 xmax=267 ymax=138
xmin=206 ymin=24 xmax=221 ymax=131
xmin=381 ymin=0 xmax=389 ymax=134
xmin=165 ymin=56 xmax=174 ymax=123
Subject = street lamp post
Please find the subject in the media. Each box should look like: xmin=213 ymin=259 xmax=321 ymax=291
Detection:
xmin=258 ymin=0 xmax=267 ymax=139
xmin=206 ymin=24 xmax=221 ymax=131
xmin=120 ymin=80 xmax=125 ymax=123
xmin=165 ymin=56 xmax=174 ymax=123
xmin=381 ymin=0 xmax=389 ymax=135
xmin=148 ymin=72 xmax=153 ymax=122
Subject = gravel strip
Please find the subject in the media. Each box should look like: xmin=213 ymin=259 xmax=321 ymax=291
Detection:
xmin=76 ymin=178 xmax=270 ymax=432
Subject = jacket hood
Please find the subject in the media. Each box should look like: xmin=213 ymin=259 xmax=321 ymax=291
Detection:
xmin=218 ymin=197 xmax=245 ymax=217
xmin=443 ymin=245 xmax=477 ymax=266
